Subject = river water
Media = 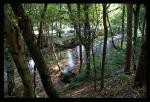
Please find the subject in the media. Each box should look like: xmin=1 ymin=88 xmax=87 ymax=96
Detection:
xmin=4 ymin=34 xmax=123 ymax=97
xmin=4 ymin=34 xmax=122 ymax=81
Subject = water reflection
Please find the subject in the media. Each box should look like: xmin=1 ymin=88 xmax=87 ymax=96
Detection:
xmin=4 ymin=70 xmax=7 ymax=81
xmin=62 ymin=45 xmax=85 ymax=73
xmin=67 ymin=49 xmax=74 ymax=68
xmin=4 ymin=35 xmax=122 ymax=80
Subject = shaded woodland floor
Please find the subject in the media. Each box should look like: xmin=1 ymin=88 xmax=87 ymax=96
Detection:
xmin=4 ymin=38 xmax=145 ymax=98
xmin=58 ymin=73 xmax=146 ymax=98
xmin=4 ymin=3 xmax=148 ymax=98
xmin=4 ymin=71 xmax=146 ymax=98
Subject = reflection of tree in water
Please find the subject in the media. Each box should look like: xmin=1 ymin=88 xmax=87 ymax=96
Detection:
xmin=67 ymin=49 xmax=74 ymax=68
xmin=63 ymin=46 xmax=81 ymax=74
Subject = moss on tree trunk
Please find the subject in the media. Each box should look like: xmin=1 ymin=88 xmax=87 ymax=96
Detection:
xmin=4 ymin=15 xmax=35 ymax=97
xmin=10 ymin=4 xmax=59 ymax=98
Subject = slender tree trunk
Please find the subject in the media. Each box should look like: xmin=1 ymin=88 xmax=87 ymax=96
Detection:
xmin=60 ymin=22 xmax=62 ymax=29
xmin=134 ymin=4 xmax=148 ymax=91
xmin=67 ymin=4 xmax=84 ymax=45
xmin=134 ymin=41 xmax=146 ymax=87
xmin=85 ymin=46 xmax=91 ymax=75
xmin=124 ymin=4 xmax=133 ymax=74
xmin=33 ymin=64 xmax=36 ymax=94
xmin=35 ymin=4 xmax=47 ymax=93
xmin=90 ymin=4 xmax=99 ymax=92
xmin=92 ymin=40 xmax=97 ymax=91
xmin=74 ymin=24 xmax=76 ymax=36
xmin=6 ymin=64 xmax=15 ymax=96
xmin=51 ymin=42 xmax=61 ymax=72
xmin=77 ymin=4 xmax=83 ymax=73
xmin=79 ymin=44 xmax=82 ymax=73
xmin=68 ymin=4 xmax=91 ymax=75
xmin=139 ymin=25 xmax=144 ymax=42
xmin=37 ymin=4 xmax=47 ymax=48
xmin=139 ymin=15 xmax=146 ymax=42
xmin=7 ymin=69 xmax=15 ymax=96
xmin=117 ymin=26 xmax=120 ymax=34
xmin=142 ymin=16 xmax=146 ymax=41
xmin=106 ymin=13 xmax=117 ymax=49
xmin=4 ymin=40 xmax=15 ymax=96
xmin=59 ymin=4 xmax=62 ymax=38
xmin=101 ymin=4 xmax=108 ymax=89
xmin=11 ymin=4 xmax=59 ymax=98
xmin=59 ymin=5 xmax=62 ymax=29
xmin=121 ymin=5 xmax=125 ymax=49
xmin=51 ymin=22 xmax=54 ymax=35
xmin=4 ymin=15 xmax=35 ymax=97
xmin=133 ymin=4 xmax=140 ymax=71
xmin=84 ymin=4 xmax=91 ymax=76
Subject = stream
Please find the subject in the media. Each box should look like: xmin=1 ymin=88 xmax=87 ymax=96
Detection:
xmin=25 ymin=35 xmax=121 ymax=77
xmin=4 ymin=34 xmax=124 ymax=96
xmin=4 ymin=34 xmax=123 ymax=82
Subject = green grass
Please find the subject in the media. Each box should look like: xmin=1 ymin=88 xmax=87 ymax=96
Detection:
xmin=42 ymin=37 xmax=143 ymax=86
xmin=64 ymin=48 xmax=127 ymax=91
xmin=72 ymin=47 xmax=127 ymax=83
xmin=71 ymin=71 xmax=90 ymax=83
xmin=117 ymin=74 xmax=128 ymax=80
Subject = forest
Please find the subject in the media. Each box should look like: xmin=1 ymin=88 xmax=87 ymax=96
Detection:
xmin=4 ymin=3 xmax=147 ymax=98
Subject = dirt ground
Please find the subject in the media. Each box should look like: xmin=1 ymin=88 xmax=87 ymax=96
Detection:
xmin=4 ymin=71 xmax=146 ymax=98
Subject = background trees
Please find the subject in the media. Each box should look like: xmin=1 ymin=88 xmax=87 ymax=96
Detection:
xmin=37 ymin=4 xmax=48 ymax=48
xmin=134 ymin=4 xmax=148 ymax=90
xmin=10 ymin=4 xmax=59 ymax=98
xmin=124 ymin=4 xmax=133 ymax=74
xmin=101 ymin=4 xmax=108 ymax=89
xmin=4 ymin=3 xmax=147 ymax=98
xmin=121 ymin=4 xmax=125 ymax=49
xmin=4 ymin=39 xmax=15 ymax=96
xmin=67 ymin=4 xmax=92 ymax=76
xmin=4 ymin=15 xmax=35 ymax=97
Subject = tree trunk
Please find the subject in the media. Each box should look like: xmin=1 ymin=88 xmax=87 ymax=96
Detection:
xmin=133 ymin=4 xmax=140 ymax=71
xmin=92 ymin=40 xmax=97 ymax=91
xmin=134 ymin=4 xmax=148 ymax=91
xmin=7 ymin=69 xmax=15 ymax=96
xmin=134 ymin=42 xmax=146 ymax=87
xmin=33 ymin=64 xmax=36 ymax=94
xmin=79 ymin=44 xmax=82 ymax=73
xmin=101 ymin=4 xmax=108 ymax=89
xmin=124 ymin=4 xmax=133 ymax=74
xmin=106 ymin=13 xmax=117 ymax=49
xmin=139 ymin=15 xmax=146 ymax=42
xmin=85 ymin=45 xmax=91 ymax=75
xmin=142 ymin=16 xmax=146 ymax=41
xmin=59 ymin=4 xmax=62 ymax=38
xmin=10 ymin=4 xmax=59 ymax=98
xmin=67 ymin=4 xmax=84 ymax=45
xmin=4 ymin=39 xmax=15 ymax=96
xmin=84 ymin=4 xmax=91 ymax=76
xmin=77 ymin=4 xmax=82 ymax=73
xmin=117 ymin=26 xmax=120 ymax=34
xmin=4 ymin=53 xmax=15 ymax=96
xmin=36 ymin=3 xmax=47 ymax=95
xmin=74 ymin=24 xmax=77 ymax=37
xmin=37 ymin=4 xmax=47 ymax=48
xmin=121 ymin=5 xmax=125 ymax=49
xmin=51 ymin=42 xmax=61 ymax=72
xmin=51 ymin=22 xmax=54 ymax=35
xmin=4 ymin=15 xmax=35 ymax=97
xmin=67 ymin=4 xmax=91 ymax=75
